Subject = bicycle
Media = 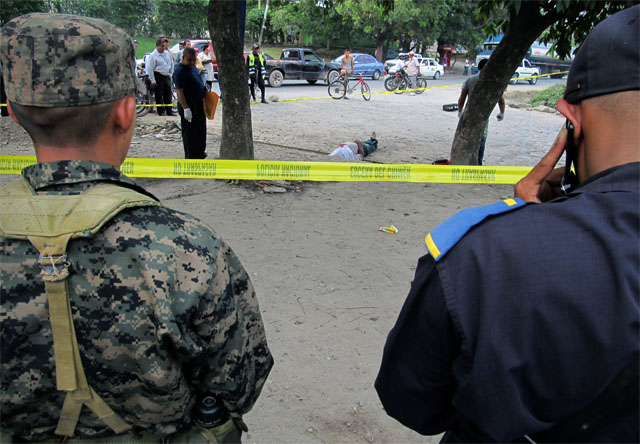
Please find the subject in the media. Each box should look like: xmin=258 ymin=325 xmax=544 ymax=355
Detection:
xmin=393 ymin=74 xmax=427 ymax=95
xmin=328 ymin=74 xmax=371 ymax=101
xmin=136 ymin=74 xmax=179 ymax=116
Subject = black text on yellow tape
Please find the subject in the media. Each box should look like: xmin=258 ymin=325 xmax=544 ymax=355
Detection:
xmin=0 ymin=156 xmax=532 ymax=184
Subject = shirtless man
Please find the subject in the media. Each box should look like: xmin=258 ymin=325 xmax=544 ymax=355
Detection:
xmin=339 ymin=48 xmax=356 ymax=99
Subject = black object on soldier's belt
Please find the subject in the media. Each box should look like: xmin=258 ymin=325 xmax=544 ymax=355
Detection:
xmin=193 ymin=394 xmax=227 ymax=428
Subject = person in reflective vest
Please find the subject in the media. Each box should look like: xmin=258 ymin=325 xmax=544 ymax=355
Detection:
xmin=246 ymin=42 xmax=268 ymax=104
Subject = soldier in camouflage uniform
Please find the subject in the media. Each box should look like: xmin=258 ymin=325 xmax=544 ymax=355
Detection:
xmin=0 ymin=13 xmax=273 ymax=443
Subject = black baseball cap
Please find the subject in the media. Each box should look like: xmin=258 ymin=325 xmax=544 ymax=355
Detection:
xmin=564 ymin=5 xmax=639 ymax=104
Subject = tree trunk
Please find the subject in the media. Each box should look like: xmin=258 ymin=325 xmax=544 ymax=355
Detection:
xmin=375 ymin=31 xmax=387 ymax=62
xmin=258 ymin=0 xmax=269 ymax=47
xmin=449 ymin=3 xmax=559 ymax=164
xmin=208 ymin=0 xmax=254 ymax=160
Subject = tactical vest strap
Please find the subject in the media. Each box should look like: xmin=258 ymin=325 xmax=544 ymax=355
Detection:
xmin=1 ymin=179 xmax=163 ymax=438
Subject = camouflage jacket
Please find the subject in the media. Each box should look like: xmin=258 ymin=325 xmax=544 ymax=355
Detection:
xmin=0 ymin=161 xmax=273 ymax=441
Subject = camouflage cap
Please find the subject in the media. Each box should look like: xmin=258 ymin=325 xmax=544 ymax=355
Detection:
xmin=0 ymin=13 xmax=136 ymax=107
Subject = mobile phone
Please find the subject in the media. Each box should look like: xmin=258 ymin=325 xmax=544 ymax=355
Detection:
xmin=561 ymin=120 xmax=578 ymax=194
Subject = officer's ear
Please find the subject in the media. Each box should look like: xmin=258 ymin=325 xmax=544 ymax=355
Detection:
xmin=556 ymin=98 xmax=583 ymax=143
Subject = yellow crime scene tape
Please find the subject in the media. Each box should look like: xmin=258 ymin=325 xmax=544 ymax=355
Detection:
xmin=0 ymin=71 xmax=565 ymax=184
xmin=0 ymin=155 xmax=532 ymax=184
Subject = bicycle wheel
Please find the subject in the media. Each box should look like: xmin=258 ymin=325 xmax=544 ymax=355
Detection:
xmin=415 ymin=77 xmax=427 ymax=94
xmin=171 ymin=91 xmax=179 ymax=114
xmin=135 ymin=90 xmax=150 ymax=117
xmin=384 ymin=76 xmax=398 ymax=91
xmin=328 ymin=80 xmax=346 ymax=99
xmin=361 ymin=81 xmax=371 ymax=101
xmin=394 ymin=78 xmax=407 ymax=94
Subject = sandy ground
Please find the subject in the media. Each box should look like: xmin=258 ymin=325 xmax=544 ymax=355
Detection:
xmin=1 ymin=77 xmax=565 ymax=443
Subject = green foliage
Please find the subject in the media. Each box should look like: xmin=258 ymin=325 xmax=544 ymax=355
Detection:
xmin=477 ymin=0 xmax=637 ymax=58
xmin=155 ymin=0 xmax=209 ymax=38
xmin=529 ymin=83 xmax=565 ymax=107
xmin=246 ymin=7 xmax=265 ymax=41
xmin=133 ymin=36 xmax=165 ymax=58
xmin=1 ymin=0 xmax=47 ymax=25
xmin=109 ymin=0 xmax=155 ymax=36
xmin=47 ymin=0 xmax=155 ymax=36
xmin=436 ymin=0 xmax=504 ymax=51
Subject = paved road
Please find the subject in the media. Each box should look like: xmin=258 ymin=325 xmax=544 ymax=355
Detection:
xmin=223 ymin=73 xmax=565 ymax=99
xmin=209 ymin=73 xmax=567 ymax=168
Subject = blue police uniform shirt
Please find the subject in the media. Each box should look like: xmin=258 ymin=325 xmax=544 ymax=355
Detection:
xmin=375 ymin=162 xmax=639 ymax=442
xmin=173 ymin=62 xmax=205 ymax=102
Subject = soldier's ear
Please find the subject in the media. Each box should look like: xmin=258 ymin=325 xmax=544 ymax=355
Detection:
xmin=112 ymin=96 xmax=136 ymax=134
xmin=6 ymin=101 xmax=21 ymax=126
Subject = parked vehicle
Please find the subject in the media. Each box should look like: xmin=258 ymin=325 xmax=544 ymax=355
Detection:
xmin=473 ymin=34 xmax=572 ymax=78
xmin=169 ymin=39 xmax=218 ymax=79
xmin=384 ymin=53 xmax=424 ymax=75
xmin=510 ymin=58 xmax=541 ymax=84
xmin=384 ymin=68 xmax=408 ymax=91
xmin=419 ymin=58 xmax=444 ymax=80
xmin=331 ymin=53 xmax=385 ymax=80
xmin=264 ymin=48 xmax=340 ymax=87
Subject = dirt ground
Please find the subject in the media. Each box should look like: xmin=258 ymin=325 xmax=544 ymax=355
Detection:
xmin=0 ymin=79 xmax=565 ymax=443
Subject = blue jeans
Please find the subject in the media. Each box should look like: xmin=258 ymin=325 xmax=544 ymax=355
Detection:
xmin=362 ymin=138 xmax=378 ymax=156
xmin=478 ymin=136 xmax=487 ymax=165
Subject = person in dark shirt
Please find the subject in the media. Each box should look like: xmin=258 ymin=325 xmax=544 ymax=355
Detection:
xmin=376 ymin=6 xmax=639 ymax=443
xmin=173 ymin=47 xmax=207 ymax=159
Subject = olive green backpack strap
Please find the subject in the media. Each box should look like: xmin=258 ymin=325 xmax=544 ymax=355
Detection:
xmin=1 ymin=179 xmax=163 ymax=438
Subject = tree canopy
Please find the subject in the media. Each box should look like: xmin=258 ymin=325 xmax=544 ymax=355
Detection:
xmin=2 ymin=0 xmax=496 ymax=60
xmin=450 ymin=0 xmax=635 ymax=165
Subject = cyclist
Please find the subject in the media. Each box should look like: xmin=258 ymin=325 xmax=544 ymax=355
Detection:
xmin=405 ymin=51 xmax=421 ymax=95
xmin=338 ymin=48 xmax=357 ymax=100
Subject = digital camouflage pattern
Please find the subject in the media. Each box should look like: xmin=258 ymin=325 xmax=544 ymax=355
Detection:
xmin=0 ymin=13 xmax=136 ymax=107
xmin=0 ymin=161 xmax=274 ymax=441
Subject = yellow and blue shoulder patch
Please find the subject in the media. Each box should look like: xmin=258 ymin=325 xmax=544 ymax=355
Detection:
xmin=425 ymin=198 xmax=527 ymax=261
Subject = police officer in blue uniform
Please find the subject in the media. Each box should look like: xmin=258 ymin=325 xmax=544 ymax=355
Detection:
xmin=375 ymin=6 xmax=639 ymax=443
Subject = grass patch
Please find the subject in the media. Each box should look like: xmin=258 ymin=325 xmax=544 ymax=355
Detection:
xmin=133 ymin=37 xmax=188 ymax=58
xmin=505 ymin=83 xmax=566 ymax=109
xmin=529 ymin=83 xmax=565 ymax=107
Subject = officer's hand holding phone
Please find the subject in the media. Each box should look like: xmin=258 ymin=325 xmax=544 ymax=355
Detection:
xmin=514 ymin=127 xmax=567 ymax=202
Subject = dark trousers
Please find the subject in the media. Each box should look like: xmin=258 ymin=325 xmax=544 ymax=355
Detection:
xmin=0 ymin=73 xmax=8 ymax=117
xmin=153 ymin=72 xmax=173 ymax=115
xmin=249 ymin=75 xmax=265 ymax=100
xmin=178 ymin=100 xmax=206 ymax=159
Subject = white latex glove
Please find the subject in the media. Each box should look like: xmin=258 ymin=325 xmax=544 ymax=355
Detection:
xmin=458 ymin=110 xmax=462 ymax=119
xmin=497 ymin=112 xmax=504 ymax=121
xmin=184 ymin=108 xmax=193 ymax=122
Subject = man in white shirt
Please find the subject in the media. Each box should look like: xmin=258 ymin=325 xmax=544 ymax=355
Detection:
xmin=146 ymin=38 xmax=175 ymax=116
xmin=329 ymin=132 xmax=378 ymax=161
xmin=405 ymin=51 xmax=420 ymax=95
xmin=198 ymin=45 xmax=215 ymax=91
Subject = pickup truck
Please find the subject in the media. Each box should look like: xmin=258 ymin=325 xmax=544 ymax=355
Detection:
xmin=474 ymin=34 xmax=572 ymax=78
xmin=510 ymin=58 xmax=541 ymax=85
xmin=265 ymin=48 xmax=341 ymax=87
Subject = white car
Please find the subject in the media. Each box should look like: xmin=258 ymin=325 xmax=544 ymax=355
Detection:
xmin=419 ymin=58 xmax=444 ymax=80
xmin=511 ymin=58 xmax=541 ymax=84
xmin=384 ymin=53 xmax=424 ymax=73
